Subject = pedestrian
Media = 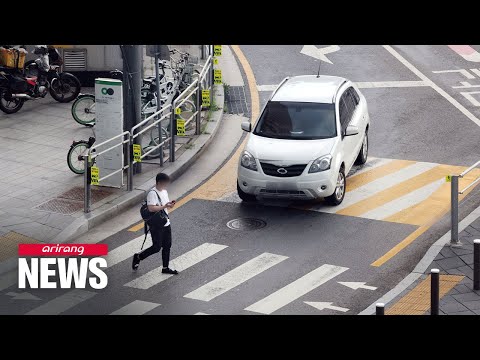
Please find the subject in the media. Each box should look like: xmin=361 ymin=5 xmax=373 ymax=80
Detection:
xmin=132 ymin=173 xmax=178 ymax=274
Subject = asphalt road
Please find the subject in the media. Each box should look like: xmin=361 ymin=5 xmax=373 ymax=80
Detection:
xmin=2 ymin=45 xmax=480 ymax=315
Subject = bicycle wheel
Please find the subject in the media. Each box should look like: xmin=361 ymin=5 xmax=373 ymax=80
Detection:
xmin=71 ymin=95 xmax=95 ymax=126
xmin=149 ymin=125 xmax=169 ymax=146
xmin=178 ymin=99 xmax=196 ymax=121
xmin=67 ymin=141 xmax=89 ymax=174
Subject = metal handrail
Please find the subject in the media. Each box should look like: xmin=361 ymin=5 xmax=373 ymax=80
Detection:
xmin=88 ymin=131 xmax=130 ymax=159
xmin=131 ymin=104 xmax=172 ymax=136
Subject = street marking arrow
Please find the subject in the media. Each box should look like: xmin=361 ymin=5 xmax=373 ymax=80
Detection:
xmin=338 ymin=282 xmax=377 ymax=290
xmin=6 ymin=291 xmax=41 ymax=301
xmin=305 ymin=301 xmax=349 ymax=312
xmin=300 ymin=45 xmax=340 ymax=64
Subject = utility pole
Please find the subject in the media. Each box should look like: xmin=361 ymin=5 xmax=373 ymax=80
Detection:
xmin=122 ymin=45 xmax=143 ymax=173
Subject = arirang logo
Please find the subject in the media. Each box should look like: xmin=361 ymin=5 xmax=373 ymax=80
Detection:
xmin=101 ymin=87 xmax=114 ymax=95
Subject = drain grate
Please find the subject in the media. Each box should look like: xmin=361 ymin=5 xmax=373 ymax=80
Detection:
xmin=224 ymin=86 xmax=249 ymax=116
xmin=226 ymin=218 xmax=266 ymax=231
xmin=59 ymin=186 xmax=113 ymax=203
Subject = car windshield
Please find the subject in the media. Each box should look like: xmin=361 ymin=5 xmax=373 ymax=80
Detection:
xmin=253 ymin=101 xmax=337 ymax=140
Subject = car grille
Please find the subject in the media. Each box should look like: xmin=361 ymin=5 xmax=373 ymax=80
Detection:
xmin=259 ymin=189 xmax=307 ymax=197
xmin=260 ymin=163 xmax=307 ymax=177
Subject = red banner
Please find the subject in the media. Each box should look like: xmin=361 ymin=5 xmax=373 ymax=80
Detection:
xmin=18 ymin=244 xmax=108 ymax=257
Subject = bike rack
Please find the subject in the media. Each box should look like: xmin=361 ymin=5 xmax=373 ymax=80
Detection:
xmin=449 ymin=159 xmax=480 ymax=244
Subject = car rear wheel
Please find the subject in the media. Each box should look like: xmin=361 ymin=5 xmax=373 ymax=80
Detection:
xmin=325 ymin=168 xmax=346 ymax=206
xmin=237 ymin=182 xmax=257 ymax=202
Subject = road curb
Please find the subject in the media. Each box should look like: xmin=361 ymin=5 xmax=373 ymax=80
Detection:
xmin=358 ymin=203 xmax=480 ymax=315
xmin=0 ymin=84 xmax=224 ymax=276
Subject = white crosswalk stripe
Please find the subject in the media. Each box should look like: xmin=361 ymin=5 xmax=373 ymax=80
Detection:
xmin=347 ymin=157 xmax=392 ymax=177
xmin=245 ymin=264 xmax=348 ymax=315
xmin=106 ymin=235 xmax=150 ymax=267
xmin=184 ymin=252 xmax=288 ymax=302
xmin=110 ymin=300 xmax=160 ymax=315
xmin=0 ymin=270 xmax=16 ymax=292
xmin=124 ymin=243 xmax=228 ymax=290
xmin=315 ymin=161 xmax=437 ymax=213
xmin=26 ymin=289 xmax=96 ymax=315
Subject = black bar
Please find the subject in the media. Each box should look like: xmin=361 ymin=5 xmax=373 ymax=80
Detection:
xmin=376 ymin=303 xmax=384 ymax=316
xmin=474 ymin=240 xmax=480 ymax=291
xmin=431 ymin=269 xmax=440 ymax=315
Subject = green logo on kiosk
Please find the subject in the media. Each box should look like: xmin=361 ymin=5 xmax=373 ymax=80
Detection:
xmin=101 ymin=87 xmax=115 ymax=95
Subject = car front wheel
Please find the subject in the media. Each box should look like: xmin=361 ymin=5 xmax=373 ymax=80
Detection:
xmin=355 ymin=130 xmax=368 ymax=165
xmin=325 ymin=168 xmax=346 ymax=206
xmin=237 ymin=182 xmax=257 ymax=202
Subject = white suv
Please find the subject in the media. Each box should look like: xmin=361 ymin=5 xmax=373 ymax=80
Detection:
xmin=237 ymin=75 xmax=370 ymax=205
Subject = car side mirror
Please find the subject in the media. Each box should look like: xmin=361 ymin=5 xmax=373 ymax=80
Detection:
xmin=344 ymin=125 xmax=359 ymax=137
xmin=241 ymin=121 xmax=252 ymax=132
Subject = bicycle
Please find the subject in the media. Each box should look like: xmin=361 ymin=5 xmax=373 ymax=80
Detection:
xmin=67 ymin=135 xmax=96 ymax=175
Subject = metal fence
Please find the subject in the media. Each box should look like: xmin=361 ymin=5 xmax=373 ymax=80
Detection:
xmin=83 ymin=46 xmax=214 ymax=213
xmin=449 ymin=159 xmax=480 ymax=244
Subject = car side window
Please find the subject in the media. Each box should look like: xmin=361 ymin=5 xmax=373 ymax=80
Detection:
xmin=344 ymin=87 xmax=358 ymax=116
xmin=350 ymin=87 xmax=360 ymax=104
xmin=339 ymin=93 xmax=352 ymax=135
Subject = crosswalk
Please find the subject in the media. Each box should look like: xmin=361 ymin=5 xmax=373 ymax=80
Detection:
xmin=9 ymin=238 xmax=355 ymax=315
xmin=221 ymin=157 xmax=480 ymax=227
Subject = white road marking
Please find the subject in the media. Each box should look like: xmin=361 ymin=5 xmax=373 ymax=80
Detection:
xmin=452 ymin=81 xmax=480 ymax=89
xmin=432 ymin=69 xmax=475 ymax=79
xmin=318 ymin=162 xmax=437 ymax=213
xmin=470 ymin=68 xmax=480 ymax=77
xmin=0 ymin=270 xmax=17 ymax=291
xmin=257 ymin=84 xmax=278 ymax=92
xmin=184 ymin=252 xmax=288 ymax=302
xmin=110 ymin=300 xmax=160 ymax=315
xmin=195 ymin=312 xmax=209 ymax=315
xmin=124 ymin=243 xmax=228 ymax=290
xmin=338 ymin=282 xmax=377 ymax=290
xmin=300 ymin=45 xmax=340 ymax=64
xmin=6 ymin=292 xmax=41 ymax=301
xmin=460 ymin=91 xmax=480 ymax=106
xmin=106 ymin=235 xmax=151 ymax=267
xmin=245 ymin=264 xmax=348 ymax=315
xmin=304 ymin=301 xmax=349 ymax=312
xmin=26 ymin=289 xmax=96 ymax=315
xmin=360 ymin=178 xmax=444 ymax=220
xmin=383 ymin=45 xmax=480 ymax=127
xmin=448 ymin=45 xmax=480 ymax=63
xmin=347 ymin=157 xmax=393 ymax=177
xmin=356 ymin=81 xmax=428 ymax=88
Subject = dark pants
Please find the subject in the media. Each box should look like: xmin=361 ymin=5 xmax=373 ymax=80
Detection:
xmin=139 ymin=225 xmax=172 ymax=268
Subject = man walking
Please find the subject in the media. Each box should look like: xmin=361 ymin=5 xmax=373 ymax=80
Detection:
xmin=132 ymin=173 xmax=178 ymax=274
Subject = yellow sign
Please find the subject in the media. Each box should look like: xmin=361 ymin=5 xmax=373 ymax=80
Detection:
xmin=446 ymin=175 xmax=452 ymax=183
xmin=202 ymin=89 xmax=211 ymax=107
xmin=175 ymin=107 xmax=182 ymax=115
xmin=213 ymin=58 xmax=219 ymax=65
xmin=91 ymin=166 xmax=99 ymax=185
xmin=213 ymin=45 xmax=222 ymax=56
xmin=177 ymin=119 xmax=186 ymax=136
xmin=214 ymin=69 xmax=222 ymax=85
xmin=133 ymin=144 xmax=142 ymax=163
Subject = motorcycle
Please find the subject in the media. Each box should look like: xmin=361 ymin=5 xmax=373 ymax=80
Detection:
xmin=0 ymin=45 xmax=81 ymax=114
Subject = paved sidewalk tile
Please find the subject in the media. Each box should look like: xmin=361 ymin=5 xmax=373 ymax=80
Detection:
xmin=435 ymin=256 xmax=466 ymax=270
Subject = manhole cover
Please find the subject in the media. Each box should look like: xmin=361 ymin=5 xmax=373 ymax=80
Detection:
xmin=35 ymin=198 xmax=83 ymax=215
xmin=226 ymin=218 xmax=266 ymax=230
xmin=59 ymin=186 xmax=113 ymax=203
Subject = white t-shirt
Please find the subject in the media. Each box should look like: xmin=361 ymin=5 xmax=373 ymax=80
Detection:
xmin=146 ymin=187 xmax=170 ymax=227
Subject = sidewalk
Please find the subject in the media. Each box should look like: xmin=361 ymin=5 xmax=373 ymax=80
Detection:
xmin=0 ymin=44 xmax=226 ymax=274
xmin=378 ymin=213 xmax=480 ymax=315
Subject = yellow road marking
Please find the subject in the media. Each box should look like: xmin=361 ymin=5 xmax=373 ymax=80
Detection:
xmin=0 ymin=232 xmax=41 ymax=262
xmin=128 ymin=45 xmax=260 ymax=232
xmin=386 ymin=274 xmax=463 ymax=315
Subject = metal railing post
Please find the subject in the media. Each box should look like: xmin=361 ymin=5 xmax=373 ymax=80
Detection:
xmin=196 ymin=81 xmax=202 ymax=135
xmin=375 ymin=303 xmax=385 ymax=316
xmin=155 ymin=53 xmax=164 ymax=167
xmin=431 ymin=269 xmax=440 ymax=315
xmin=451 ymin=175 xmax=460 ymax=245
xmin=170 ymin=100 xmax=176 ymax=162
xmin=127 ymin=134 xmax=133 ymax=191
xmin=83 ymin=154 xmax=91 ymax=213
xmin=474 ymin=239 xmax=480 ymax=291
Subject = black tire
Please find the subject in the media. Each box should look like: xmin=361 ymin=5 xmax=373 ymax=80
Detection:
xmin=325 ymin=167 xmax=346 ymax=206
xmin=355 ymin=129 xmax=368 ymax=165
xmin=0 ymin=89 xmax=24 ymax=114
xmin=67 ymin=141 xmax=89 ymax=174
xmin=237 ymin=182 xmax=257 ymax=202
xmin=50 ymin=73 xmax=81 ymax=103
xmin=71 ymin=94 xmax=96 ymax=126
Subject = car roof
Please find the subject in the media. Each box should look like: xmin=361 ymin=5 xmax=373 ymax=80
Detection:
xmin=270 ymin=75 xmax=348 ymax=104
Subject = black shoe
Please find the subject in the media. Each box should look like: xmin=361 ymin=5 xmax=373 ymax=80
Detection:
xmin=162 ymin=267 xmax=178 ymax=275
xmin=132 ymin=253 xmax=141 ymax=271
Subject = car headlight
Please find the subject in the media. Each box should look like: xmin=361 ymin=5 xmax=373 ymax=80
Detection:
xmin=309 ymin=155 xmax=332 ymax=173
xmin=240 ymin=151 xmax=258 ymax=171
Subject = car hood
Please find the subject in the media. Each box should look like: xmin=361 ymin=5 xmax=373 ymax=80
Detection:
xmin=246 ymin=134 xmax=337 ymax=162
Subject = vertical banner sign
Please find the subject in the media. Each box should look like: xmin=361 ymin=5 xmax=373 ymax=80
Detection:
xmin=213 ymin=45 xmax=222 ymax=56
xmin=214 ymin=69 xmax=222 ymax=84
xmin=177 ymin=119 xmax=186 ymax=136
xmin=91 ymin=166 xmax=99 ymax=185
xmin=133 ymin=144 xmax=142 ymax=163
xmin=445 ymin=175 xmax=452 ymax=183
xmin=202 ymin=89 xmax=211 ymax=107
xmin=94 ymin=78 xmax=124 ymax=188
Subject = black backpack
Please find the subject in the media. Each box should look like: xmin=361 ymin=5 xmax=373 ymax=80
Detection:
xmin=139 ymin=190 xmax=168 ymax=250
